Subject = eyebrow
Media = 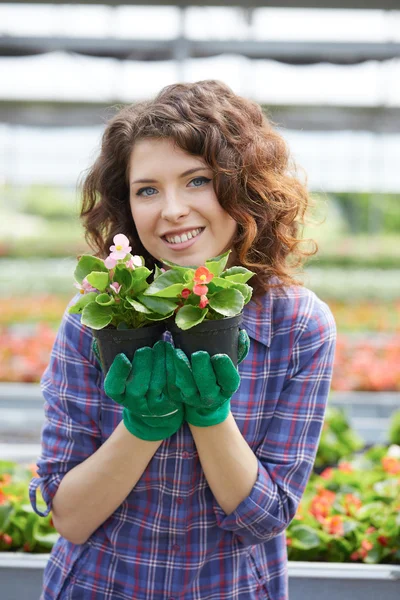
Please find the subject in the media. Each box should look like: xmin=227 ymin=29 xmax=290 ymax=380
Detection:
xmin=130 ymin=167 xmax=209 ymax=186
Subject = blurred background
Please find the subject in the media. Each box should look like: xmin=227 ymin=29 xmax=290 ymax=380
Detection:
xmin=0 ymin=1 xmax=399 ymax=460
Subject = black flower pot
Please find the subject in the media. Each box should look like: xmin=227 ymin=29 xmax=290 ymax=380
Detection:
xmin=168 ymin=313 xmax=243 ymax=366
xmin=92 ymin=322 xmax=166 ymax=374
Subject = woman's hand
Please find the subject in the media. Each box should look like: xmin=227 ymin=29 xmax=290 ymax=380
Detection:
xmin=173 ymin=330 xmax=250 ymax=427
xmin=95 ymin=339 xmax=184 ymax=441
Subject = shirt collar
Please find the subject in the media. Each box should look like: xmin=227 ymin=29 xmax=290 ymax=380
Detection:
xmin=241 ymin=290 xmax=272 ymax=348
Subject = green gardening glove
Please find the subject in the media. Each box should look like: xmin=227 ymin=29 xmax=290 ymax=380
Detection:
xmin=93 ymin=338 xmax=184 ymax=441
xmin=173 ymin=329 xmax=250 ymax=428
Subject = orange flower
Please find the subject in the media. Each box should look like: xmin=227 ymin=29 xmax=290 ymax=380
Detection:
xmin=286 ymin=537 xmax=293 ymax=546
xmin=343 ymin=493 xmax=362 ymax=516
xmin=361 ymin=539 xmax=373 ymax=551
xmin=382 ymin=456 xmax=400 ymax=475
xmin=0 ymin=473 xmax=12 ymax=487
xmin=194 ymin=267 xmax=214 ymax=285
xmin=0 ymin=489 xmax=8 ymax=505
xmin=322 ymin=515 xmax=345 ymax=536
xmin=310 ymin=489 xmax=336 ymax=522
xmin=338 ymin=462 xmax=353 ymax=473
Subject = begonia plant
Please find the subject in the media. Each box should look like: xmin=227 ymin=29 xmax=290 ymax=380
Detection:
xmin=67 ymin=233 xmax=177 ymax=330
xmin=143 ymin=249 xmax=255 ymax=330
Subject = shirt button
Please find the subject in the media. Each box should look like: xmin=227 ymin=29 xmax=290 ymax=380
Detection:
xmin=176 ymin=497 xmax=184 ymax=505
xmin=172 ymin=544 xmax=180 ymax=552
xmin=182 ymin=451 xmax=189 ymax=458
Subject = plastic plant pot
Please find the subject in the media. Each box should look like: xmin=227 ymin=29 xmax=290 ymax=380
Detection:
xmin=167 ymin=314 xmax=243 ymax=366
xmin=92 ymin=321 xmax=166 ymax=373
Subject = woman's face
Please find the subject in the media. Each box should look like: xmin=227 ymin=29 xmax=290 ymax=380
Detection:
xmin=128 ymin=138 xmax=237 ymax=268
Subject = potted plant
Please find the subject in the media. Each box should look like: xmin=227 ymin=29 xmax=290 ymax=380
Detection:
xmin=67 ymin=234 xmax=177 ymax=373
xmin=143 ymin=249 xmax=255 ymax=365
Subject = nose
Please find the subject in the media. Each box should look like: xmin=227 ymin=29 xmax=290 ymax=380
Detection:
xmin=160 ymin=192 xmax=190 ymax=222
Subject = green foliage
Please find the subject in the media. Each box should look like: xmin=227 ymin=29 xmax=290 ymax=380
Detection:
xmin=388 ymin=410 xmax=400 ymax=445
xmin=315 ymin=406 xmax=365 ymax=469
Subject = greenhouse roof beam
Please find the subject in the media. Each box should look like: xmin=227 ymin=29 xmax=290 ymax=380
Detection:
xmin=1 ymin=99 xmax=399 ymax=133
xmin=0 ymin=0 xmax=398 ymax=8
xmin=2 ymin=36 xmax=400 ymax=65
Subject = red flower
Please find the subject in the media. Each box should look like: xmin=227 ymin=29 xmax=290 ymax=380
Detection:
xmin=320 ymin=467 xmax=334 ymax=480
xmin=2 ymin=533 xmax=12 ymax=545
xmin=193 ymin=284 xmax=208 ymax=296
xmin=181 ymin=288 xmax=191 ymax=299
xmin=378 ymin=536 xmax=389 ymax=547
xmin=194 ymin=266 xmax=214 ymax=285
xmin=199 ymin=295 xmax=209 ymax=309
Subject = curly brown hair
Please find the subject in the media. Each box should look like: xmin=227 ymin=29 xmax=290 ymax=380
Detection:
xmin=78 ymin=79 xmax=318 ymax=301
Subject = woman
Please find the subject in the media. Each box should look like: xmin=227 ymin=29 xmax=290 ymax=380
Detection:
xmin=30 ymin=79 xmax=336 ymax=600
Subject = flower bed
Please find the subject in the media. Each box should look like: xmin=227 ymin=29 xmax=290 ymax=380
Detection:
xmin=2 ymin=319 xmax=399 ymax=391
xmin=0 ymin=462 xmax=57 ymax=553
xmin=286 ymin=445 xmax=400 ymax=565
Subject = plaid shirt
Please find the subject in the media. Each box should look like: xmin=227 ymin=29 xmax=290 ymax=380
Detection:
xmin=30 ymin=282 xmax=336 ymax=600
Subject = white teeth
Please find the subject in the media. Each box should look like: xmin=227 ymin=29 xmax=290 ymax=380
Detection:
xmin=165 ymin=227 xmax=202 ymax=244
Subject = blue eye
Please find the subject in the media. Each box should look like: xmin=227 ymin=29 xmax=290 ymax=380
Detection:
xmin=136 ymin=176 xmax=211 ymax=197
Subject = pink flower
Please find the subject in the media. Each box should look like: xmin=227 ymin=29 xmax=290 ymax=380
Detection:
xmin=73 ymin=277 xmax=97 ymax=294
xmin=125 ymin=255 xmax=142 ymax=270
xmin=110 ymin=282 xmax=122 ymax=294
xmin=181 ymin=288 xmax=191 ymax=299
xmin=104 ymin=256 xmax=117 ymax=269
xmin=109 ymin=234 xmax=132 ymax=260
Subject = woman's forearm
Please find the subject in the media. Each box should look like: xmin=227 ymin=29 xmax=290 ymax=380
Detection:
xmin=189 ymin=412 xmax=258 ymax=515
xmin=51 ymin=420 xmax=163 ymax=545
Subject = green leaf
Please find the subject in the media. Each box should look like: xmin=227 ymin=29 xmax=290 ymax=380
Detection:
xmin=74 ymin=255 xmax=108 ymax=284
xmin=230 ymin=282 xmax=253 ymax=304
xmin=175 ymin=305 xmax=208 ymax=330
xmin=81 ymin=301 xmax=113 ymax=330
xmin=125 ymin=297 xmax=152 ymax=314
xmin=161 ymin=258 xmax=198 ymax=271
xmin=145 ymin=269 xmax=185 ymax=294
xmin=290 ymin=525 xmax=321 ymax=550
xmin=221 ymin=266 xmax=255 ymax=284
xmin=147 ymin=283 xmax=186 ymax=298
xmin=154 ymin=264 xmax=164 ymax=279
xmin=131 ymin=266 xmax=151 ymax=290
xmin=137 ymin=294 xmax=178 ymax=316
xmin=67 ymin=292 xmax=97 ymax=314
xmin=146 ymin=311 xmax=174 ymax=321
xmin=95 ymin=293 xmax=115 ymax=307
xmin=113 ymin=265 xmax=133 ymax=294
xmin=205 ymin=250 xmax=231 ymax=276
xmin=208 ymin=288 xmax=244 ymax=317
xmin=34 ymin=532 xmax=60 ymax=550
xmin=0 ymin=504 xmax=14 ymax=530
xmin=86 ymin=271 xmax=109 ymax=292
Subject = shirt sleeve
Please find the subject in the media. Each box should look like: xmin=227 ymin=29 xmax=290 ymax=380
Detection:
xmin=29 ymin=295 xmax=103 ymax=517
xmin=213 ymin=299 xmax=337 ymax=546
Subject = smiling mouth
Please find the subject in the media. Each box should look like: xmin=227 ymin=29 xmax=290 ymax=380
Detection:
xmin=162 ymin=227 xmax=205 ymax=245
